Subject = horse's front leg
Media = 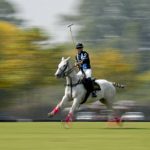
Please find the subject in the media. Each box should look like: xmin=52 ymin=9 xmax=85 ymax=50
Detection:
xmin=48 ymin=95 xmax=69 ymax=117
xmin=65 ymin=97 xmax=81 ymax=122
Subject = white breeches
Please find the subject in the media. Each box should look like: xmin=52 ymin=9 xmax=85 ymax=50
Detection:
xmin=77 ymin=69 xmax=92 ymax=78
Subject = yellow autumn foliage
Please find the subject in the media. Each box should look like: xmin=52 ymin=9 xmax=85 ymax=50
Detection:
xmin=0 ymin=21 xmax=18 ymax=33
xmin=0 ymin=22 xmax=51 ymax=89
xmin=137 ymin=71 xmax=150 ymax=82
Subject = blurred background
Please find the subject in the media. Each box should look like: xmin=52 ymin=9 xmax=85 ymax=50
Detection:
xmin=0 ymin=0 xmax=150 ymax=121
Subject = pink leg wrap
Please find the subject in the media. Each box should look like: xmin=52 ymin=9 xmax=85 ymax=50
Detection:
xmin=65 ymin=112 xmax=73 ymax=122
xmin=52 ymin=106 xmax=59 ymax=115
xmin=111 ymin=117 xmax=120 ymax=122
xmin=115 ymin=117 xmax=121 ymax=123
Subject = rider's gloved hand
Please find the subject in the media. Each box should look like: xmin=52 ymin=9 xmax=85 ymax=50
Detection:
xmin=75 ymin=61 xmax=83 ymax=67
xmin=75 ymin=62 xmax=80 ymax=67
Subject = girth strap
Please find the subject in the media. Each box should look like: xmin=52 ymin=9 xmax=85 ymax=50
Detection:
xmin=65 ymin=80 xmax=82 ymax=87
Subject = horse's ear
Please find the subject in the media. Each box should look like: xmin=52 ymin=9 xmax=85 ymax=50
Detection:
xmin=66 ymin=57 xmax=70 ymax=61
xmin=61 ymin=57 xmax=64 ymax=61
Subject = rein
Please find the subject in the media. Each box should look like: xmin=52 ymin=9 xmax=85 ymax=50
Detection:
xmin=59 ymin=61 xmax=82 ymax=99
xmin=65 ymin=77 xmax=82 ymax=100
xmin=63 ymin=64 xmax=82 ymax=99
xmin=59 ymin=62 xmax=76 ymax=77
xmin=66 ymin=79 xmax=82 ymax=87
xmin=64 ymin=64 xmax=81 ymax=87
xmin=64 ymin=65 xmax=76 ymax=77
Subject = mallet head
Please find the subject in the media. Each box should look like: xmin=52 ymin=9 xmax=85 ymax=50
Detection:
xmin=67 ymin=24 xmax=74 ymax=28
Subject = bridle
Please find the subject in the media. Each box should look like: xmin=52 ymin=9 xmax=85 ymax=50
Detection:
xmin=58 ymin=61 xmax=82 ymax=99
xmin=59 ymin=62 xmax=76 ymax=78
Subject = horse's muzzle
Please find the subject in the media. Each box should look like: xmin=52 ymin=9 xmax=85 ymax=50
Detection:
xmin=55 ymin=73 xmax=62 ymax=78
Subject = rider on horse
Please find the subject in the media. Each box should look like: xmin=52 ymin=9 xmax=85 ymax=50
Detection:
xmin=75 ymin=43 xmax=97 ymax=97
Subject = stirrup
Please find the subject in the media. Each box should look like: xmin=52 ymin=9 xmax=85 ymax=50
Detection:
xmin=92 ymin=91 xmax=97 ymax=97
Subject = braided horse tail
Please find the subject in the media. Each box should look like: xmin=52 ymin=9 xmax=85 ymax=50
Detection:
xmin=112 ymin=82 xmax=126 ymax=88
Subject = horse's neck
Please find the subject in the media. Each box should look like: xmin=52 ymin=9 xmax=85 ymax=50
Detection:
xmin=66 ymin=61 xmax=79 ymax=85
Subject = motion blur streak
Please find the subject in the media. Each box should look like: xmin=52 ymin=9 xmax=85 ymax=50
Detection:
xmin=0 ymin=0 xmax=150 ymax=121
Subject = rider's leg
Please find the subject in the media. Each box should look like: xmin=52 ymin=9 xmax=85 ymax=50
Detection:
xmin=84 ymin=69 xmax=92 ymax=78
xmin=84 ymin=69 xmax=97 ymax=97
xmin=77 ymin=70 xmax=85 ymax=79
xmin=48 ymin=95 xmax=68 ymax=117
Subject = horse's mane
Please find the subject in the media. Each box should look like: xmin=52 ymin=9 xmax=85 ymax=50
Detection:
xmin=68 ymin=57 xmax=78 ymax=73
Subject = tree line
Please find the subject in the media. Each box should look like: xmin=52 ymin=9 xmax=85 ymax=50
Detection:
xmin=0 ymin=0 xmax=150 ymax=106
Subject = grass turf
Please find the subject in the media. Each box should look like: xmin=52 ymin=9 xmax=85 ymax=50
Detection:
xmin=0 ymin=122 xmax=150 ymax=150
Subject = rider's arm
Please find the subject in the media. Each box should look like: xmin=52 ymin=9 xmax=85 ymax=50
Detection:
xmin=75 ymin=53 xmax=89 ymax=66
xmin=75 ymin=60 xmax=83 ymax=67
xmin=82 ymin=52 xmax=89 ymax=63
xmin=75 ymin=55 xmax=83 ymax=67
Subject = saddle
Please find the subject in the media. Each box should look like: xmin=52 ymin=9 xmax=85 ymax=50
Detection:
xmin=80 ymin=78 xmax=101 ymax=104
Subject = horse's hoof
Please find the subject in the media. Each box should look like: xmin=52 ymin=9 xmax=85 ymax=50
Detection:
xmin=115 ymin=117 xmax=123 ymax=127
xmin=48 ymin=112 xmax=54 ymax=118
xmin=107 ymin=117 xmax=123 ymax=127
xmin=65 ymin=113 xmax=73 ymax=122
xmin=61 ymin=121 xmax=72 ymax=129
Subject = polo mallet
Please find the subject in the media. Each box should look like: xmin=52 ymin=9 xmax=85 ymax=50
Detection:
xmin=67 ymin=24 xmax=84 ymax=75
xmin=67 ymin=24 xmax=75 ymax=47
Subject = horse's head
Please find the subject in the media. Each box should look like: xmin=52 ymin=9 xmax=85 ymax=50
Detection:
xmin=55 ymin=57 xmax=71 ymax=78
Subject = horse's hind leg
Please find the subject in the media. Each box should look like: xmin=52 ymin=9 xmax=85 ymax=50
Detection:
xmin=100 ymin=98 xmax=114 ymax=119
xmin=105 ymin=99 xmax=122 ymax=126
xmin=48 ymin=95 xmax=68 ymax=117
xmin=100 ymin=98 xmax=122 ymax=126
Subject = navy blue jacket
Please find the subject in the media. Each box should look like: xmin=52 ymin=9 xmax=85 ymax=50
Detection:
xmin=75 ymin=51 xmax=91 ymax=69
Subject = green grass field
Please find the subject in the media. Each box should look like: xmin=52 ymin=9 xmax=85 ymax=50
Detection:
xmin=0 ymin=122 xmax=150 ymax=150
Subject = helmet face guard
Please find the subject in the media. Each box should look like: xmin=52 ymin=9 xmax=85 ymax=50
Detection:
xmin=76 ymin=43 xmax=83 ymax=49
